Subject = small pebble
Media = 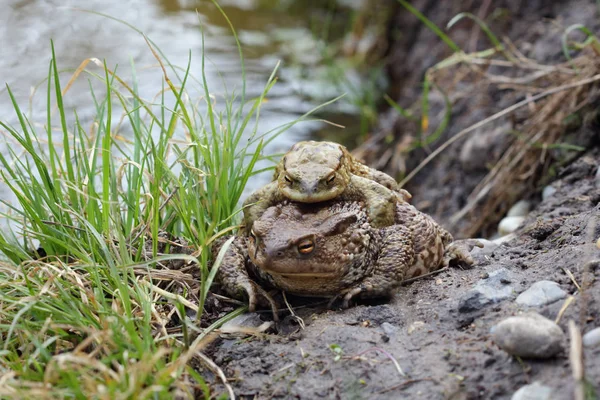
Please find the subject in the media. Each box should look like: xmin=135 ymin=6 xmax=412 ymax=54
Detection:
xmin=491 ymin=312 xmax=564 ymax=359
xmin=542 ymin=185 xmax=557 ymax=201
xmin=507 ymin=200 xmax=531 ymax=217
xmin=498 ymin=216 xmax=525 ymax=236
xmin=516 ymin=281 xmax=567 ymax=307
xmin=381 ymin=322 xmax=399 ymax=337
xmin=492 ymin=233 xmax=517 ymax=245
xmin=595 ymin=166 xmax=600 ymax=187
xmin=582 ymin=327 xmax=600 ymax=348
xmin=511 ymin=382 xmax=553 ymax=400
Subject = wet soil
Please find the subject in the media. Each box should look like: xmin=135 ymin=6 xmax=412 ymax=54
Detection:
xmin=199 ymin=1 xmax=600 ymax=398
xmin=204 ymin=149 xmax=599 ymax=399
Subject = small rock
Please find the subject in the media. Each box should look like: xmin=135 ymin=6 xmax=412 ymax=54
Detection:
xmin=491 ymin=312 xmax=564 ymax=359
xmin=407 ymin=321 xmax=425 ymax=335
xmin=458 ymin=268 xmax=514 ymax=313
xmin=516 ymin=281 xmax=567 ymax=307
xmin=511 ymin=382 xmax=553 ymax=400
xmin=582 ymin=327 xmax=600 ymax=348
xmin=507 ymin=200 xmax=531 ymax=217
xmin=595 ymin=166 xmax=600 ymax=188
xmin=542 ymin=185 xmax=557 ymax=201
xmin=381 ymin=322 xmax=399 ymax=337
xmin=492 ymin=233 xmax=517 ymax=245
xmin=498 ymin=216 xmax=526 ymax=236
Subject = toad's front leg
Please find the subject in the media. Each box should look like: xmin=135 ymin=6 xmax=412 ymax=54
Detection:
xmin=242 ymin=181 xmax=286 ymax=233
xmin=213 ymin=236 xmax=279 ymax=320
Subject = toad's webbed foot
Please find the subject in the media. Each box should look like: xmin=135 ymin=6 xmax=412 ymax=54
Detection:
xmin=443 ymin=239 xmax=484 ymax=268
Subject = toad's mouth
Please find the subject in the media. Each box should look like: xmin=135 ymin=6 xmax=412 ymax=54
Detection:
xmin=261 ymin=270 xmax=339 ymax=279
xmin=279 ymin=185 xmax=344 ymax=203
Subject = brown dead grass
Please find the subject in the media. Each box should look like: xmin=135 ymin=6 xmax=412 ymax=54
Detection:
xmin=357 ymin=38 xmax=600 ymax=237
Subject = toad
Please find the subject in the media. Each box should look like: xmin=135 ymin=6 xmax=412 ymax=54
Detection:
xmin=215 ymin=201 xmax=477 ymax=317
xmin=243 ymin=141 xmax=411 ymax=230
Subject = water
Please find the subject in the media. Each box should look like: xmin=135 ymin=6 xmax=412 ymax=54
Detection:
xmin=1 ymin=0 xmax=370 ymax=202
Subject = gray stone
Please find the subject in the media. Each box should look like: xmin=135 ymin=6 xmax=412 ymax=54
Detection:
xmin=381 ymin=322 xmax=399 ymax=336
xmin=491 ymin=312 xmax=564 ymax=359
xmin=511 ymin=382 xmax=554 ymax=400
xmin=516 ymin=281 xmax=567 ymax=307
xmin=507 ymin=200 xmax=531 ymax=217
xmin=492 ymin=233 xmax=517 ymax=245
xmin=498 ymin=216 xmax=526 ymax=235
xmin=582 ymin=327 xmax=600 ymax=348
xmin=542 ymin=185 xmax=557 ymax=201
xmin=458 ymin=268 xmax=514 ymax=313
xmin=595 ymin=166 xmax=600 ymax=188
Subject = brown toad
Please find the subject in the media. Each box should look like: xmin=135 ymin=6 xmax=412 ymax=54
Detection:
xmin=216 ymin=201 xmax=476 ymax=317
xmin=243 ymin=141 xmax=411 ymax=230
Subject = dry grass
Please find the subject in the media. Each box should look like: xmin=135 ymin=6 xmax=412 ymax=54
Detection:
xmin=356 ymin=16 xmax=600 ymax=237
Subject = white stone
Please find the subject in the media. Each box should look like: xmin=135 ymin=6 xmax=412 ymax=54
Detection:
xmin=582 ymin=327 xmax=600 ymax=348
xmin=516 ymin=281 xmax=567 ymax=307
xmin=542 ymin=185 xmax=557 ymax=201
xmin=492 ymin=312 xmax=564 ymax=359
xmin=511 ymin=382 xmax=554 ymax=400
xmin=498 ymin=216 xmax=525 ymax=236
xmin=507 ymin=200 xmax=531 ymax=217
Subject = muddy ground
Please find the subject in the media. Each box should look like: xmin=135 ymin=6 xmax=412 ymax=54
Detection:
xmin=204 ymin=150 xmax=599 ymax=399
xmin=199 ymin=1 xmax=600 ymax=398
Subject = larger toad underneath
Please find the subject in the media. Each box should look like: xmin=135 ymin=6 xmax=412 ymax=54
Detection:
xmin=216 ymin=201 xmax=475 ymax=317
xmin=243 ymin=141 xmax=411 ymax=231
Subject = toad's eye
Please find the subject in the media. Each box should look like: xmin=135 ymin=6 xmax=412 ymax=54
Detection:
xmin=325 ymin=173 xmax=335 ymax=185
xmin=284 ymin=174 xmax=294 ymax=184
xmin=297 ymin=238 xmax=315 ymax=254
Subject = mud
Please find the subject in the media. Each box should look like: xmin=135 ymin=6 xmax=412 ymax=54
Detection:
xmin=198 ymin=2 xmax=600 ymax=398
xmin=200 ymin=150 xmax=599 ymax=399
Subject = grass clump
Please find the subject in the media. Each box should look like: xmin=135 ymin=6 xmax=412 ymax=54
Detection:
xmin=0 ymin=8 xmax=313 ymax=398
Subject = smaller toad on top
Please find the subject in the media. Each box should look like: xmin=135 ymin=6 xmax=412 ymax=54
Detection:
xmin=243 ymin=141 xmax=411 ymax=230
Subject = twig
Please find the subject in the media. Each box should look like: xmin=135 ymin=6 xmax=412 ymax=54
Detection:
xmin=568 ymin=320 xmax=585 ymax=400
xmin=282 ymin=291 xmax=305 ymax=330
xmin=555 ymin=296 xmax=575 ymax=325
xmin=350 ymin=347 xmax=405 ymax=378
xmin=139 ymin=280 xmax=199 ymax=312
xmin=195 ymin=351 xmax=236 ymax=400
xmin=562 ymin=268 xmax=582 ymax=292
xmin=400 ymin=267 xmax=448 ymax=285
xmin=377 ymin=378 xmax=437 ymax=394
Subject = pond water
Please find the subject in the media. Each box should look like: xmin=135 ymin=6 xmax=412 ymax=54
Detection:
xmin=0 ymin=0 xmax=371 ymax=208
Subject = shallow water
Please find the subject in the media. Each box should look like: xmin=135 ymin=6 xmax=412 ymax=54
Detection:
xmin=0 ymin=0 xmax=368 ymax=223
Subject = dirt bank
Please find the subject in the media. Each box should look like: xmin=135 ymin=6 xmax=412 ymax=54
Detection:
xmin=200 ymin=2 xmax=600 ymax=398
xmin=205 ymin=148 xmax=599 ymax=399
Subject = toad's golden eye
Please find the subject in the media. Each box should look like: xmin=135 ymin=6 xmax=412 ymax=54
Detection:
xmin=325 ymin=173 xmax=335 ymax=185
xmin=297 ymin=238 xmax=315 ymax=254
xmin=284 ymin=174 xmax=293 ymax=184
